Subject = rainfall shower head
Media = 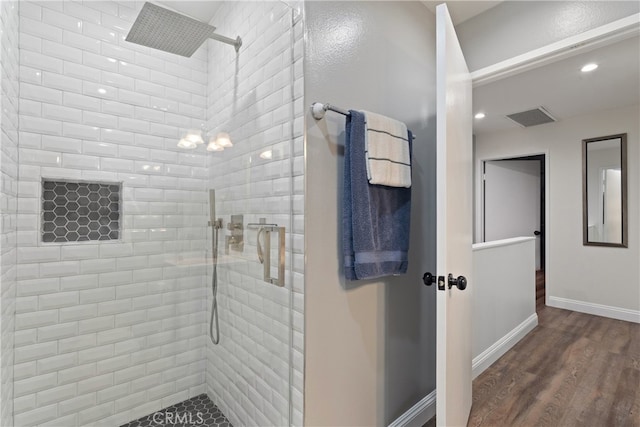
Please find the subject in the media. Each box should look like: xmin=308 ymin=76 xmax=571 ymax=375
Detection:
xmin=125 ymin=2 xmax=242 ymax=57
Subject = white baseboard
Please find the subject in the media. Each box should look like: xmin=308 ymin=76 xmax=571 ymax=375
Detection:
xmin=472 ymin=313 xmax=538 ymax=379
xmin=548 ymin=296 xmax=640 ymax=323
xmin=388 ymin=389 xmax=436 ymax=427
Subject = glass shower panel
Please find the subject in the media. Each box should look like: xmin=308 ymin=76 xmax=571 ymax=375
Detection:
xmin=204 ymin=2 xmax=301 ymax=426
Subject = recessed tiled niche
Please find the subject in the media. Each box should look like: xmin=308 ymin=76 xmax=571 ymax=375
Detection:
xmin=41 ymin=180 xmax=121 ymax=243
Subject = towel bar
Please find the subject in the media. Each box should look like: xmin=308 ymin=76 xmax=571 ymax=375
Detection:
xmin=311 ymin=102 xmax=350 ymax=119
xmin=311 ymin=102 xmax=416 ymax=140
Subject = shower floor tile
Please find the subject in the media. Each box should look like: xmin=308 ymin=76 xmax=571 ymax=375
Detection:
xmin=120 ymin=394 xmax=232 ymax=427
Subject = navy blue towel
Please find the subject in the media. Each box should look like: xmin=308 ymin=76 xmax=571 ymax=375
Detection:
xmin=343 ymin=110 xmax=412 ymax=280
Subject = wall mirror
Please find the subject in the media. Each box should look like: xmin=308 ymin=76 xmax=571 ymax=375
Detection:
xmin=582 ymin=133 xmax=627 ymax=247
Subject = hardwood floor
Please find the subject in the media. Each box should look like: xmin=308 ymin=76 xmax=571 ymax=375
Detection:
xmin=536 ymin=270 xmax=545 ymax=308
xmin=468 ymin=305 xmax=639 ymax=426
xmin=423 ymin=306 xmax=639 ymax=427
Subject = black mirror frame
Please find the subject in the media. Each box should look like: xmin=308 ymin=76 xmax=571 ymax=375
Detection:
xmin=582 ymin=133 xmax=628 ymax=248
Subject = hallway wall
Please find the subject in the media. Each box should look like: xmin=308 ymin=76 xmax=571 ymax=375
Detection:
xmin=304 ymin=2 xmax=437 ymax=425
xmin=475 ymin=104 xmax=640 ymax=318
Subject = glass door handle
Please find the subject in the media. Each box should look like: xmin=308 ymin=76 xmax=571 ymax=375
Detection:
xmin=257 ymin=228 xmax=265 ymax=264
xmin=256 ymin=225 xmax=285 ymax=287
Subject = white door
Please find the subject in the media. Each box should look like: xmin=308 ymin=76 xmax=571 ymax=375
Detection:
xmin=436 ymin=4 xmax=473 ymax=426
xmin=484 ymin=160 xmax=541 ymax=268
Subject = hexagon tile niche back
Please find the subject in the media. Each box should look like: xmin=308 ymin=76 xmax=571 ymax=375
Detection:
xmin=41 ymin=180 xmax=121 ymax=243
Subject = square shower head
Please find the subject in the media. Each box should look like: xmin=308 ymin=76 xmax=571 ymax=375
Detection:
xmin=125 ymin=2 xmax=216 ymax=57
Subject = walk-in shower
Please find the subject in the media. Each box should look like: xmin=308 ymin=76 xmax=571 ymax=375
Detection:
xmin=127 ymin=1 xmax=239 ymax=349
xmin=1 ymin=1 xmax=304 ymax=426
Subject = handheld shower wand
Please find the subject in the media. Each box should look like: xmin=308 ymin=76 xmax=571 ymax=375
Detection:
xmin=209 ymin=190 xmax=222 ymax=345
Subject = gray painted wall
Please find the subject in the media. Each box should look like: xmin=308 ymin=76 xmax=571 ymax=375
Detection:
xmin=476 ymin=104 xmax=640 ymax=314
xmin=304 ymin=2 xmax=437 ymax=425
xmin=457 ymin=1 xmax=640 ymax=71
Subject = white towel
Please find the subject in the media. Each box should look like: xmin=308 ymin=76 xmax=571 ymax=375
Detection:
xmin=362 ymin=111 xmax=411 ymax=188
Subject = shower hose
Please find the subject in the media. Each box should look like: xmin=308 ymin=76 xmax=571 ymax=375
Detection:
xmin=210 ymin=222 xmax=221 ymax=344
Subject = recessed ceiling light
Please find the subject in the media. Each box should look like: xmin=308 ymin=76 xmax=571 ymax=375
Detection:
xmin=475 ymin=112 xmax=486 ymax=119
xmin=581 ymin=63 xmax=598 ymax=72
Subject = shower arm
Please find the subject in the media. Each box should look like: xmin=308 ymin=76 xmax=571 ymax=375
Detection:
xmin=210 ymin=33 xmax=242 ymax=52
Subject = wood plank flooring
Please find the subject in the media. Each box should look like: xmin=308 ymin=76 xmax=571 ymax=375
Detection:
xmin=536 ymin=270 xmax=545 ymax=308
xmin=424 ymin=306 xmax=639 ymax=426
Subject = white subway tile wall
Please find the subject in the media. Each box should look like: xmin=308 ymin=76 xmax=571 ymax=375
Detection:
xmin=1 ymin=1 xmax=20 ymax=426
xmin=15 ymin=1 xmax=211 ymax=425
xmin=204 ymin=2 xmax=305 ymax=426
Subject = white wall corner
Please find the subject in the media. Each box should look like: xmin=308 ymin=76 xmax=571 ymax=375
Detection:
xmin=472 ymin=313 xmax=538 ymax=379
xmin=387 ymin=390 xmax=436 ymax=427
xmin=548 ymin=296 xmax=640 ymax=324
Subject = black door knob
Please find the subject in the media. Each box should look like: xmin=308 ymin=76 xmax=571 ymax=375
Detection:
xmin=423 ymin=272 xmax=435 ymax=286
xmin=448 ymin=274 xmax=467 ymax=290
xmin=534 ymin=230 xmax=541 ymax=236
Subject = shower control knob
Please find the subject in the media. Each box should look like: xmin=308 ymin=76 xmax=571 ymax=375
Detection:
xmin=448 ymin=274 xmax=467 ymax=291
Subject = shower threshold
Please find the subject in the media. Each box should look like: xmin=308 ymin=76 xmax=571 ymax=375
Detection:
xmin=120 ymin=394 xmax=232 ymax=427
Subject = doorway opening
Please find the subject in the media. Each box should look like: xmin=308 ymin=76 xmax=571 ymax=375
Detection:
xmin=482 ymin=154 xmax=546 ymax=309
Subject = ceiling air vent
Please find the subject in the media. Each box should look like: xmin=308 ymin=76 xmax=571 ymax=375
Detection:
xmin=505 ymin=107 xmax=556 ymax=127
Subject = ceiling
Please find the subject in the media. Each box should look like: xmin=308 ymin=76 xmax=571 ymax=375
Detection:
xmin=422 ymin=1 xmax=503 ymax=25
xmin=159 ymin=1 xmax=502 ymax=26
xmin=473 ymin=35 xmax=640 ymax=135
